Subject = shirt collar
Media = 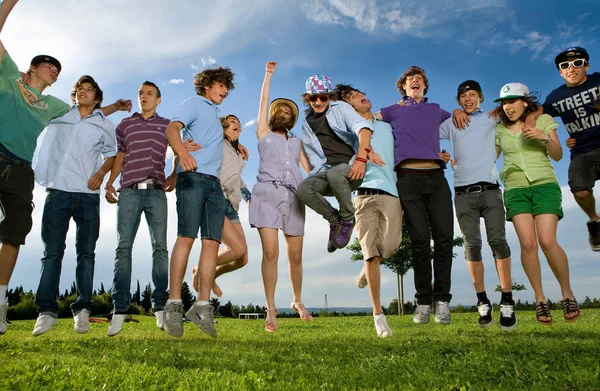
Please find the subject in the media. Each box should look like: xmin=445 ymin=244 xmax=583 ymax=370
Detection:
xmin=469 ymin=109 xmax=484 ymax=117
xmin=200 ymin=96 xmax=220 ymax=112
xmin=132 ymin=111 xmax=160 ymax=121
xmin=402 ymin=96 xmax=429 ymax=105
xmin=71 ymin=105 xmax=106 ymax=119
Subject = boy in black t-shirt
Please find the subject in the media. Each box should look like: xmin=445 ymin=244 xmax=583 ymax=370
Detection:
xmin=543 ymin=47 xmax=600 ymax=251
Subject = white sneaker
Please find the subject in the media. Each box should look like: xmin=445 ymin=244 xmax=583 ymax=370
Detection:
xmin=413 ymin=304 xmax=431 ymax=324
xmin=155 ymin=310 xmax=164 ymax=330
xmin=357 ymin=268 xmax=368 ymax=289
xmin=74 ymin=309 xmax=90 ymax=334
xmin=434 ymin=301 xmax=451 ymax=325
xmin=0 ymin=298 xmax=8 ymax=334
xmin=32 ymin=314 xmax=58 ymax=336
xmin=374 ymin=313 xmax=392 ymax=338
xmin=108 ymin=314 xmax=127 ymax=337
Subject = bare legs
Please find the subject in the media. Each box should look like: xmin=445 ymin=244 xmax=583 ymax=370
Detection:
xmin=511 ymin=213 xmax=575 ymax=322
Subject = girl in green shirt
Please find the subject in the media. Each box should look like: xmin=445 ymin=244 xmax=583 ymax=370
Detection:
xmin=494 ymin=83 xmax=580 ymax=325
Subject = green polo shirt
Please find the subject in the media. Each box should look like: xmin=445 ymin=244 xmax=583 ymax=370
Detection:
xmin=495 ymin=114 xmax=559 ymax=190
xmin=0 ymin=52 xmax=69 ymax=162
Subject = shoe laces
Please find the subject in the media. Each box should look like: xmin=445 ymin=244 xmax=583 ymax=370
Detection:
xmin=416 ymin=304 xmax=430 ymax=315
xmin=436 ymin=302 xmax=450 ymax=316
xmin=76 ymin=309 xmax=90 ymax=320
xmin=374 ymin=315 xmax=390 ymax=333
xmin=588 ymin=221 xmax=600 ymax=235
xmin=478 ymin=303 xmax=491 ymax=316
xmin=167 ymin=303 xmax=184 ymax=321
xmin=338 ymin=220 xmax=353 ymax=236
xmin=500 ymin=303 xmax=514 ymax=317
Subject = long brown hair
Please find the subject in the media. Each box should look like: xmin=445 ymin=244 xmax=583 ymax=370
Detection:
xmin=494 ymin=95 xmax=540 ymax=126
xmin=269 ymin=103 xmax=296 ymax=137
xmin=220 ymin=114 xmax=242 ymax=154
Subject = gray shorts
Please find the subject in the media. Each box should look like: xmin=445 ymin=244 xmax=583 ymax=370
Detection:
xmin=568 ymin=148 xmax=600 ymax=193
xmin=454 ymin=188 xmax=510 ymax=261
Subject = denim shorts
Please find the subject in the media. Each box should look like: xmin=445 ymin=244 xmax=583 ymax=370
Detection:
xmin=568 ymin=148 xmax=600 ymax=193
xmin=225 ymin=200 xmax=240 ymax=224
xmin=176 ymin=172 xmax=226 ymax=241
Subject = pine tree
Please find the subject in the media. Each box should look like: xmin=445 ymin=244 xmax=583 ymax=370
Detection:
xmin=181 ymin=282 xmax=195 ymax=311
xmin=141 ymin=283 xmax=152 ymax=313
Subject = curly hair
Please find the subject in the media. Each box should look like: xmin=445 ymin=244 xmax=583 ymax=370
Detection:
xmin=494 ymin=94 xmax=541 ymax=126
xmin=333 ymin=83 xmax=365 ymax=103
xmin=193 ymin=67 xmax=235 ymax=97
xmin=396 ymin=66 xmax=429 ymax=97
xmin=70 ymin=75 xmax=103 ymax=109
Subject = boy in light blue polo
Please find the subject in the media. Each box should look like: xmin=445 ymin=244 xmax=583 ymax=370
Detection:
xmin=163 ymin=67 xmax=235 ymax=338
xmin=440 ymin=80 xmax=515 ymax=331
xmin=32 ymin=75 xmax=117 ymax=336
xmin=334 ymin=83 xmax=401 ymax=338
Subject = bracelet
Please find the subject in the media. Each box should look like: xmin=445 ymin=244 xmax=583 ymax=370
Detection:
xmin=98 ymin=170 xmax=106 ymax=175
xmin=355 ymin=156 xmax=367 ymax=163
xmin=542 ymin=134 xmax=551 ymax=143
xmin=266 ymin=70 xmax=274 ymax=74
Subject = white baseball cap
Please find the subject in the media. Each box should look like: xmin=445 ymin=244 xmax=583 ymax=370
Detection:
xmin=493 ymin=83 xmax=529 ymax=102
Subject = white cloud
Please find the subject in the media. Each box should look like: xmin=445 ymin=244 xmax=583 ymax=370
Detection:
xmin=1 ymin=0 xmax=276 ymax=98
xmin=168 ymin=79 xmax=184 ymax=84
xmin=268 ymin=38 xmax=278 ymax=45
xmin=244 ymin=119 xmax=257 ymax=128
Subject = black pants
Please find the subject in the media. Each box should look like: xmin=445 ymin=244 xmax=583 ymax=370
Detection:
xmin=397 ymin=169 xmax=454 ymax=305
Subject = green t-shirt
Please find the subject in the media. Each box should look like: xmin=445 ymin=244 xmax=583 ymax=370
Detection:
xmin=0 ymin=52 xmax=69 ymax=162
xmin=495 ymin=114 xmax=559 ymax=190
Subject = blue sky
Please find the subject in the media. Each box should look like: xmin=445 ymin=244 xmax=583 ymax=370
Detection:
xmin=3 ymin=0 xmax=600 ymax=309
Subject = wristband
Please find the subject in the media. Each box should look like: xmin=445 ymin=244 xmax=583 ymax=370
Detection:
xmin=355 ymin=156 xmax=367 ymax=163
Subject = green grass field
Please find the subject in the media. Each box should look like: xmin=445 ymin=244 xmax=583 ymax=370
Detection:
xmin=1 ymin=310 xmax=599 ymax=390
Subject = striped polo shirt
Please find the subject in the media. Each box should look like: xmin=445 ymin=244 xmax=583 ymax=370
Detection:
xmin=495 ymin=114 xmax=559 ymax=190
xmin=116 ymin=112 xmax=170 ymax=189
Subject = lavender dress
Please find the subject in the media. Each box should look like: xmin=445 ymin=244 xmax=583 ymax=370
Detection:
xmin=249 ymin=131 xmax=305 ymax=236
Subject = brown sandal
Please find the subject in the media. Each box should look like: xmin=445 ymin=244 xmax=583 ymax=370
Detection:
xmin=291 ymin=302 xmax=313 ymax=322
xmin=265 ymin=308 xmax=278 ymax=333
xmin=535 ymin=301 xmax=552 ymax=325
xmin=562 ymin=297 xmax=580 ymax=322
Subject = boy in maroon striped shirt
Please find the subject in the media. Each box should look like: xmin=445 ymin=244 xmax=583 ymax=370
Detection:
xmin=104 ymin=81 xmax=198 ymax=336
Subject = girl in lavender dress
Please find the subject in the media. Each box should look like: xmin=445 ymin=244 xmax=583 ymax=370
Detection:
xmin=249 ymin=61 xmax=313 ymax=332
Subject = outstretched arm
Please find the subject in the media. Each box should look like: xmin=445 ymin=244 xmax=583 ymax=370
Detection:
xmin=257 ymin=61 xmax=277 ymax=139
xmin=0 ymin=0 xmax=19 ymax=59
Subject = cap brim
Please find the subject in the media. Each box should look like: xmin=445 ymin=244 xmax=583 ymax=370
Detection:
xmin=493 ymin=94 xmax=525 ymax=102
xmin=269 ymin=98 xmax=299 ymax=128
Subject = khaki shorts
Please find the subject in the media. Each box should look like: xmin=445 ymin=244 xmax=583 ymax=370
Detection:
xmin=354 ymin=194 xmax=402 ymax=261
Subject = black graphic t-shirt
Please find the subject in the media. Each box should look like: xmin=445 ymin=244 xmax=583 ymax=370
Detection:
xmin=543 ymin=72 xmax=600 ymax=160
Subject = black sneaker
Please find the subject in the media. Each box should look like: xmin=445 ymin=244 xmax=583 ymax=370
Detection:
xmin=586 ymin=221 xmax=600 ymax=251
xmin=477 ymin=300 xmax=493 ymax=329
xmin=499 ymin=300 xmax=517 ymax=331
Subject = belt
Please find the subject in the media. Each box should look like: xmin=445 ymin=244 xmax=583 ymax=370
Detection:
xmin=129 ymin=182 xmax=160 ymax=190
xmin=455 ymin=184 xmax=499 ymax=195
xmin=356 ymin=188 xmax=393 ymax=196
xmin=0 ymin=154 xmax=32 ymax=168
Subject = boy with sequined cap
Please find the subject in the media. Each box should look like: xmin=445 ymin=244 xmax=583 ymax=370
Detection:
xmin=296 ymin=74 xmax=374 ymax=252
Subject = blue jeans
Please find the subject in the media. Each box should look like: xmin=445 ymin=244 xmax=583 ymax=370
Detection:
xmin=112 ymin=188 xmax=168 ymax=313
xmin=35 ymin=189 xmax=100 ymax=316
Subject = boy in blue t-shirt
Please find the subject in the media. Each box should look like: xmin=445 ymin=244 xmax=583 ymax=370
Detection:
xmin=542 ymin=47 xmax=600 ymax=251
xmin=163 ymin=67 xmax=235 ymax=339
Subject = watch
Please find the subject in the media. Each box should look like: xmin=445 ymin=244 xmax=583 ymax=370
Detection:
xmin=542 ymin=134 xmax=551 ymax=143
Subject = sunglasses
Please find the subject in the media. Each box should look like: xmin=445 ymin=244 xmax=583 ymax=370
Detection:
xmin=558 ymin=59 xmax=588 ymax=70
xmin=308 ymin=95 xmax=329 ymax=103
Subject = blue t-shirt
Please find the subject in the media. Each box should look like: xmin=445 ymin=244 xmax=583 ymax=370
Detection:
xmin=171 ymin=96 xmax=223 ymax=178
xmin=543 ymin=72 xmax=600 ymax=160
